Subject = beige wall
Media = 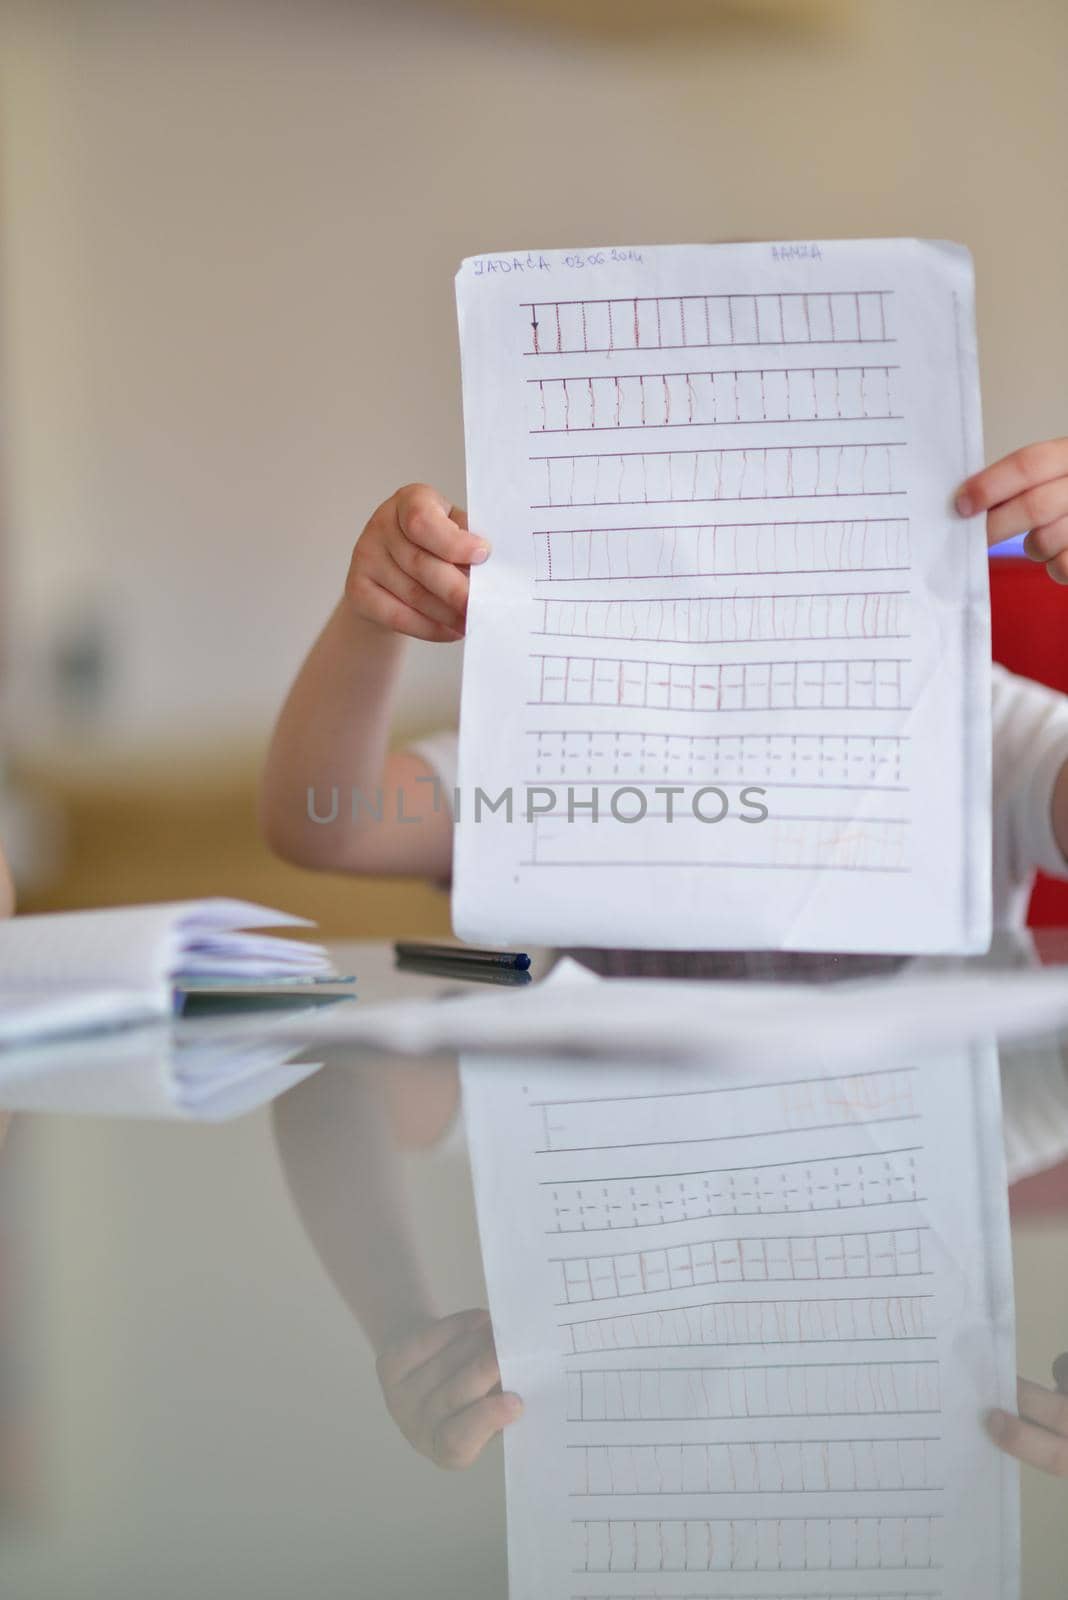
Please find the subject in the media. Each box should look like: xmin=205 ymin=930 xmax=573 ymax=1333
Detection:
xmin=2 ymin=0 xmax=1067 ymax=759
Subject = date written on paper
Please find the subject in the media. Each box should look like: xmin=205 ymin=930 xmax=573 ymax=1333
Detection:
xmin=471 ymin=247 xmax=644 ymax=277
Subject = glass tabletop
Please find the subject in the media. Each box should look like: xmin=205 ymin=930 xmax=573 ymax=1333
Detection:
xmin=1 ymin=936 xmax=1067 ymax=1598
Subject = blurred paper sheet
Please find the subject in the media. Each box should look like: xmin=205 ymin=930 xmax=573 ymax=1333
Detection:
xmin=0 ymin=1024 xmax=321 ymax=1121
xmin=462 ymin=1046 xmax=1018 ymax=1599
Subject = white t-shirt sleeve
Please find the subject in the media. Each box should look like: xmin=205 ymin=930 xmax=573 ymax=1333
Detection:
xmin=992 ymin=663 xmax=1068 ymax=926
xmin=405 ymin=730 xmax=459 ymax=816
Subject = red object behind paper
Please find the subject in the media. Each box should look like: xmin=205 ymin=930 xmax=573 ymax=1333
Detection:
xmin=990 ymin=557 xmax=1068 ymax=927
xmin=992 ymin=558 xmax=1068 ymax=1211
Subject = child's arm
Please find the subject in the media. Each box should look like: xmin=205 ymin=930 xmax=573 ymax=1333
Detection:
xmin=957 ymin=436 xmax=1068 ymax=860
xmin=259 ymin=484 xmax=488 ymax=880
xmin=273 ymin=1063 xmax=521 ymax=1470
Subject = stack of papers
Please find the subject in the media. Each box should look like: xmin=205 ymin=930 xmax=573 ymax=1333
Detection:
xmin=0 ymin=900 xmax=334 ymax=1047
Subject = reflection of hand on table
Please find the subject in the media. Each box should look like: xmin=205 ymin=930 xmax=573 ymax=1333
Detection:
xmin=273 ymin=1056 xmax=513 ymax=1469
xmin=376 ymin=1307 xmax=522 ymax=1470
xmin=0 ymin=840 xmax=11 ymax=1147
xmin=988 ymin=1355 xmax=1068 ymax=1476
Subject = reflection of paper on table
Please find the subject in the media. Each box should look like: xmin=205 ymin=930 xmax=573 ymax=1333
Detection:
xmin=249 ymin=956 xmax=1068 ymax=1067
xmin=462 ymin=1046 xmax=1018 ymax=1599
xmin=454 ymin=239 xmax=990 ymax=953
xmin=0 ymin=1025 xmax=321 ymax=1121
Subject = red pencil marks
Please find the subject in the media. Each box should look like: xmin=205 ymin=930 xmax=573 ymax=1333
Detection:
xmin=522 ymin=289 xmax=896 ymax=354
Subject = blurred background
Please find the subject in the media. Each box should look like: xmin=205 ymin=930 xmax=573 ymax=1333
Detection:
xmin=2 ymin=0 xmax=1068 ymax=1595
xmin=2 ymin=0 xmax=1067 ymax=933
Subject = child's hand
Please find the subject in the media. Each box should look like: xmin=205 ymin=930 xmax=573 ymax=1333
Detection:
xmin=345 ymin=484 xmax=491 ymax=643
xmin=986 ymin=1355 xmax=1068 ymax=1476
xmin=956 ymin=436 xmax=1068 ymax=581
xmin=375 ymin=1307 xmax=523 ymax=1469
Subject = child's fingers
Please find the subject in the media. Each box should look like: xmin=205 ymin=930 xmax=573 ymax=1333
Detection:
xmin=1022 ymin=515 xmax=1068 ymax=566
xmin=955 ymin=437 xmax=1068 ymax=522
xmin=421 ymin=1342 xmax=503 ymax=1436
xmin=985 ymin=479 xmax=1068 ymax=546
xmin=390 ymin=535 xmax=473 ymax=614
xmin=396 ymin=485 xmax=489 ymax=565
xmin=375 ymin=551 xmax=467 ymax=632
xmin=351 ymin=542 xmax=464 ymax=631
xmin=349 ymin=575 xmax=462 ymax=643
xmin=395 ymin=1320 xmax=496 ymax=1411
xmin=1016 ymin=1375 xmax=1068 ymax=1435
xmin=987 ymin=1407 xmax=1068 ymax=1476
xmin=376 ymin=1308 xmax=489 ymax=1390
xmin=431 ymin=1391 xmax=523 ymax=1471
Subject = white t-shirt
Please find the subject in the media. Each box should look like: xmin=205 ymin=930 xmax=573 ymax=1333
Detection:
xmin=410 ymin=663 xmax=1068 ymax=932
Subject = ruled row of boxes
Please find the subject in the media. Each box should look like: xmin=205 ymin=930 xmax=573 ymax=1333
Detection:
xmin=571 ymin=1513 xmax=937 ymax=1574
xmin=569 ymin=1437 xmax=939 ymax=1498
xmin=566 ymin=1360 xmax=940 ymax=1422
xmin=564 ymin=1294 xmax=931 ymax=1356
xmin=529 ymin=366 xmax=900 ymax=433
xmin=572 ymin=1591 xmax=941 ymax=1599
xmin=536 ymin=592 xmax=908 ymax=647
xmin=534 ymin=443 xmax=902 ymax=508
xmin=556 ymin=1229 xmax=928 ymax=1305
xmin=531 ymin=655 xmax=908 ymax=711
xmin=544 ymin=1151 xmax=921 ymax=1235
xmin=525 ymin=290 xmax=893 ymax=356
xmin=528 ymin=730 xmax=907 ymax=789
xmin=533 ymin=519 xmax=911 ymax=582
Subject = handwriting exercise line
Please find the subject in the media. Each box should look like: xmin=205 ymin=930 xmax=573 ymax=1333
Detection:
xmin=568 ymin=1358 xmax=940 ymax=1376
xmin=530 ymin=1065 xmax=916 ymax=1110
xmin=551 ymin=1223 xmax=931 ymax=1267
xmin=559 ymin=1291 xmax=936 ymax=1328
xmin=519 ymin=291 xmax=899 ymax=309
xmin=525 ymin=780 xmax=909 ymax=794
xmin=535 ymin=1118 xmax=920 ymax=1155
xmin=521 ymin=861 xmax=914 ymax=873
xmin=545 ymin=1197 xmax=929 ymax=1237
xmin=525 ymin=364 xmax=903 ymax=384
xmin=536 ymin=567 xmax=910 ymax=581
xmin=532 ymin=441 xmax=906 ymax=463
xmin=539 ymin=1143 xmax=924 ymax=1183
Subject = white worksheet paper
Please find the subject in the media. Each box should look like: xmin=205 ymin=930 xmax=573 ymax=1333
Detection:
xmin=453 ymin=240 xmax=990 ymax=951
xmin=462 ymin=1049 xmax=1018 ymax=1600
